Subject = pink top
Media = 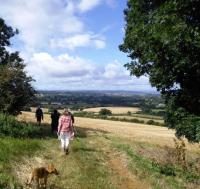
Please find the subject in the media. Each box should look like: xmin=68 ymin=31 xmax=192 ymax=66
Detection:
xmin=58 ymin=115 xmax=72 ymax=133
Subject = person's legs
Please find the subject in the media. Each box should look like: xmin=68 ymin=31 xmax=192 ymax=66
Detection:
xmin=51 ymin=124 xmax=54 ymax=134
xmin=37 ymin=117 xmax=41 ymax=126
xmin=64 ymin=133 xmax=70 ymax=154
xmin=60 ymin=132 xmax=70 ymax=154
xmin=60 ymin=133 xmax=66 ymax=151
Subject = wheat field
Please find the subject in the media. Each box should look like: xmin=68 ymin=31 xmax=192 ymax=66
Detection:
xmin=18 ymin=111 xmax=199 ymax=151
xmin=83 ymin=106 xmax=141 ymax=114
xmin=14 ymin=111 xmax=200 ymax=189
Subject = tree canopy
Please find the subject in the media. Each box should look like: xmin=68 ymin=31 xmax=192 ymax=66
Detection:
xmin=0 ymin=18 xmax=35 ymax=115
xmin=120 ymin=0 xmax=200 ymax=142
xmin=99 ymin=108 xmax=112 ymax=116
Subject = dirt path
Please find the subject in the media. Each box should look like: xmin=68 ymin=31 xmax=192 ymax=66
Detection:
xmin=108 ymin=151 xmax=150 ymax=189
xmin=13 ymin=121 xmax=152 ymax=188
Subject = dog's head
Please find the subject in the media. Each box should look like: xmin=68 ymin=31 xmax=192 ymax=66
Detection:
xmin=47 ymin=164 xmax=59 ymax=175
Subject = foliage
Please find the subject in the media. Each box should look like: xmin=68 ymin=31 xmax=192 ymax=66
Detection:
xmin=166 ymin=103 xmax=200 ymax=142
xmin=0 ymin=114 xmax=41 ymax=138
xmin=0 ymin=18 xmax=35 ymax=115
xmin=99 ymin=108 xmax=112 ymax=116
xmin=120 ymin=0 xmax=200 ymax=142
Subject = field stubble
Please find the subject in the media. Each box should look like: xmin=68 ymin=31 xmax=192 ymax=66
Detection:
xmin=15 ymin=111 xmax=200 ymax=189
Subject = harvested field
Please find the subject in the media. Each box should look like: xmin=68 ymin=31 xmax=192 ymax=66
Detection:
xmin=18 ymin=112 xmax=198 ymax=151
xmin=83 ymin=107 xmax=141 ymax=114
xmin=109 ymin=115 xmax=164 ymax=124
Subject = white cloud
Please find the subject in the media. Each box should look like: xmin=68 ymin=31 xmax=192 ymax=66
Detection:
xmin=26 ymin=52 xmax=152 ymax=91
xmin=103 ymin=60 xmax=129 ymax=79
xmin=77 ymin=0 xmax=117 ymax=12
xmin=50 ymin=33 xmax=106 ymax=50
xmin=27 ymin=52 xmax=94 ymax=79
xmin=0 ymin=0 xmax=154 ymax=91
xmin=77 ymin=0 xmax=102 ymax=12
xmin=0 ymin=0 xmax=106 ymax=51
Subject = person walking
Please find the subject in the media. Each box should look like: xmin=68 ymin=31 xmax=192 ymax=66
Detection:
xmin=57 ymin=109 xmax=73 ymax=154
xmin=51 ymin=109 xmax=60 ymax=134
xmin=35 ymin=106 xmax=43 ymax=126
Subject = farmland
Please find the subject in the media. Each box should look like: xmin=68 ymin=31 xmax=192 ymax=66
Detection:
xmin=1 ymin=93 xmax=199 ymax=189
xmin=83 ymin=107 xmax=141 ymax=114
xmin=8 ymin=111 xmax=198 ymax=189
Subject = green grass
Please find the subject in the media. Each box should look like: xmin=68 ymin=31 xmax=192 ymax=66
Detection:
xmin=111 ymin=138 xmax=200 ymax=189
xmin=0 ymin=137 xmax=42 ymax=188
xmin=1 ymin=115 xmax=199 ymax=189
xmin=0 ymin=113 xmax=42 ymax=138
xmin=36 ymin=130 xmax=118 ymax=189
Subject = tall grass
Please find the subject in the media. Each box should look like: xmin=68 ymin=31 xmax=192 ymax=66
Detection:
xmin=112 ymin=140 xmax=200 ymax=189
xmin=0 ymin=113 xmax=44 ymax=188
xmin=0 ymin=138 xmax=42 ymax=188
xmin=0 ymin=113 xmax=41 ymax=138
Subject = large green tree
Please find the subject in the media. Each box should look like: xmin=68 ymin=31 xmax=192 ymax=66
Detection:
xmin=120 ymin=0 xmax=200 ymax=142
xmin=0 ymin=18 xmax=35 ymax=115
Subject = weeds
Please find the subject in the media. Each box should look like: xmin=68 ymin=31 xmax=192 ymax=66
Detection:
xmin=0 ymin=113 xmax=41 ymax=138
xmin=113 ymin=139 xmax=200 ymax=189
xmin=173 ymin=138 xmax=187 ymax=169
xmin=0 ymin=138 xmax=42 ymax=188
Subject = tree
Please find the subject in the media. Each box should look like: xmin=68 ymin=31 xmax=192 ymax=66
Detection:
xmin=0 ymin=18 xmax=35 ymax=115
xmin=99 ymin=108 xmax=112 ymax=116
xmin=120 ymin=0 xmax=200 ymax=142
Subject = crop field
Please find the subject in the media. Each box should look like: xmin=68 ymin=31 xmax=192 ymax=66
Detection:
xmin=108 ymin=115 xmax=164 ymax=124
xmin=2 ymin=111 xmax=199 ymax=189
xmin=83 ymin=107 xmax=141 ymax=114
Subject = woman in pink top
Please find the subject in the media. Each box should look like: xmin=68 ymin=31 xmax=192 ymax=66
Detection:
xmin=58 ymin=108 xmax=73 ymax=154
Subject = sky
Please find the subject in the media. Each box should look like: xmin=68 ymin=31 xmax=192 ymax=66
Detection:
xmin=0 ymin=0 xmax=155 ymax=92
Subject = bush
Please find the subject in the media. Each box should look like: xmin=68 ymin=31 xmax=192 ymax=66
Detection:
xmin=99 ymin=108 xmax=112 ymax=116
xmin=146 ymin=120 xmax=155 ymax=125
xmin=0 ymin=114 xmax=41 ymax=138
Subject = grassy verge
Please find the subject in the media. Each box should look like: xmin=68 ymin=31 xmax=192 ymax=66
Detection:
xmin=0 ymin=138 xmax=42 ymax=188
xmin=111 ymin=137 xmax=200 ymax=189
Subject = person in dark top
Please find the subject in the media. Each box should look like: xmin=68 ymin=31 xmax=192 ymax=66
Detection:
xmin=35 ymin=106 xmax=43 ymax=126
xmin=51 ymin=109 xmax=60 ymax=134
xmin=69 ymin=111 xmax=75 ymax=125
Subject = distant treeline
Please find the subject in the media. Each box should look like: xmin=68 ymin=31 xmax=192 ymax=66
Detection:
xmin=31 ymin=91 xmax=165 ymax=116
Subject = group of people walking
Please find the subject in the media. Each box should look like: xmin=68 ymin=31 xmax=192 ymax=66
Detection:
xmin=35 ymin=107 xmax=75 ymax=154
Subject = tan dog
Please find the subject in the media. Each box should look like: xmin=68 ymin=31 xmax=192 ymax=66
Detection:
xmin=27 ymin=163 xmax=59 ymax=188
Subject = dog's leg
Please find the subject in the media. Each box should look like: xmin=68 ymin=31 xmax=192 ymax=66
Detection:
xmin=27 ymin=173 xmax=33 ymax=185
xmin=44 ymin=176 xmax=47 ymax=189
xmin=35 ymin=177 xmax=39 ymax=189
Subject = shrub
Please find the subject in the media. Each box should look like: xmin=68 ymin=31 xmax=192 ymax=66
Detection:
xmin=99 ymin=108 xmax=112 ymax=116
xmin=146 ymin=120 xmax=155 ymax=125
xmin=127 ymin=111 xmax=132 ymax=115
xmin=0 ymin=114 xmax=41 ymax=138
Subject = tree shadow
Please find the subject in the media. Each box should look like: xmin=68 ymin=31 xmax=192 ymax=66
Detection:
xmin=72 ymin=146 xmax=100 ymax=153
xmin=20 ymin=121 xmax=110 ymax=140
xmin=74 ymin=126 xmax=110 ymax=138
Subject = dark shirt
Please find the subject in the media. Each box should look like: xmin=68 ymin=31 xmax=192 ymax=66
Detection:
xmin=35 ymin=108 xmax=43 ymax=119
xmin=51 ymin=112 xmax=60 ymax=128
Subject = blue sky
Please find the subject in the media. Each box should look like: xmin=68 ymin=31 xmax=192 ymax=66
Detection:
xmin=0 ymin=0 xmax=155 ymax=92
